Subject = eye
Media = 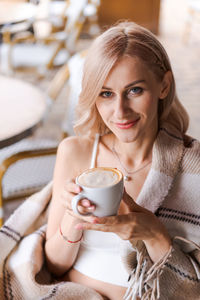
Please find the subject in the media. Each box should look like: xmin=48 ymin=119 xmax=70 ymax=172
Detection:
xmin=99 ymin=91 xmax=113 ymax=98
xmin=128 ymin=87 xmax=143 ymax=95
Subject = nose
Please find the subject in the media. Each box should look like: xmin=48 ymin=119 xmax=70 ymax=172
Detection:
xmin=113 ymin=94 xmax=130 ymax=120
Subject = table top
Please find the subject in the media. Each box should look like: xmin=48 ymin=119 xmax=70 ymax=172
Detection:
xmin=0 ymin=75 xmax=49 ymax=149
xmin=0 ymin=1 xmax=37 ymax=26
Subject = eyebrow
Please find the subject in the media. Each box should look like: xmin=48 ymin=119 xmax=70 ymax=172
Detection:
xmin=102 ymin=79 xmax=146 ymax=90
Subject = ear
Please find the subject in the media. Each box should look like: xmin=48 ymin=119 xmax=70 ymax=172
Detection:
xmin=159 ymin=71 xmax=172 ymax=99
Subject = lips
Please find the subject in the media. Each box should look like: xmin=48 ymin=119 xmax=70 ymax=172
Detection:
xmin=115 ymin=118 xmax=140 ymax=129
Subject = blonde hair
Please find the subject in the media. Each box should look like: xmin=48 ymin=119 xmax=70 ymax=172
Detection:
xmin=74 ymin=21 xmax=189 ymax=136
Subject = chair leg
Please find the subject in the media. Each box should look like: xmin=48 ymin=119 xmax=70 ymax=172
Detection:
xmin=1 ymin=32 xmax=13 ymax=75
xmin=46 ymin=41 xmax=65 ymax=69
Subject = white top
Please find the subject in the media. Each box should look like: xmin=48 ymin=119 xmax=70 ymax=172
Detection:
xmin=73 ymin=134 xmax=132 ymax=286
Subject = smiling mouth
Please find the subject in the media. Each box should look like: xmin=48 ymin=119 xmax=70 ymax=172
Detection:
xmin=115 ymin=118 xmax=140 ymax=129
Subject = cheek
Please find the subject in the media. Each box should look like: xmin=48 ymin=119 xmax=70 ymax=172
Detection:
xmin=96 ymin=101 xmax=112 ymax=119
xmin=95 ymin=100 xmax=101 ymax=113
xmin=135 ymin=96 xmax=159 ymax=117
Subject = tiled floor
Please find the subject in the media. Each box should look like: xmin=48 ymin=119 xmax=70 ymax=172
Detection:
xmin=2 ymin=0 xmax=200 ymax=220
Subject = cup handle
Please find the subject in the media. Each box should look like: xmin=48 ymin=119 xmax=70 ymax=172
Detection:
xmin=71 ymin=194 xmax=93 ymax=216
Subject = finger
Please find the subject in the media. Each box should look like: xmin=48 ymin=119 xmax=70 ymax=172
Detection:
xmin=60 ymin=191 xmax=76 ymax=208
xmin=62 ymin=198 xmax=95 ymax=214
xmin=80 ymin=199 xmax=95 ymax=209
xmin=66 ymin=200 xmax=99 ymax=223
xmin=65 ymin=180 xmax=82 ymax=194
xmin=61 ymin=198 xmax=71 ymax=209
xmin=87 ymin=214 xmax=127 ymax=226
xmin=61 ymin=181 xmax=82 ymax=208
xmin=78 ymin=215 xmax=100 ymax=223
xmin=75 ymin=222 xmax=111 ymax=232
xmin=77 ymin=201 xmax=96 ymax=214
xmin=97 ymin=215 xmax=121 ymax=225
xmin=66 ymin=209 xmax=99 ymax=224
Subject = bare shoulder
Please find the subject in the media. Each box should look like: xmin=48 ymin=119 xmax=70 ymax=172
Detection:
xmin=57 ymin=135 xmax=94 ymax=158
xmin=56 ymin=135 xmax=94 ymax=176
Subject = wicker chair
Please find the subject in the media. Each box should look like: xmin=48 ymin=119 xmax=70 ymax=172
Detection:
xmin=4 ymin=0 xmax=98 ymax=71
xmin=0 ymin=50 xmax=86 ymax=227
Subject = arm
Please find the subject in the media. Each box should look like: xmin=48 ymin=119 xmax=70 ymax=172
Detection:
xmin=44 ymin=137 xmax=95 ymax=277
xmin=74 ymin=191 xmax=200 ymax=298
xmin=75 ymin=190 xmax=172 ymax=263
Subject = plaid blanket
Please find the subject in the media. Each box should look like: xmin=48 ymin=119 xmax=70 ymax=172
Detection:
xmin=0 ymin=182 xmax=103 ymax=300
xmin=1 ymin=123 xmax=200 ymax=300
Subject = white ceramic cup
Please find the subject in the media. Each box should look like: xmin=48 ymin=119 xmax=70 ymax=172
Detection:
xmin=71 ymin=167 xmax=124 ymax=217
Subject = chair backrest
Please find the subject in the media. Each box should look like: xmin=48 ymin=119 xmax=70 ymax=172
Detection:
xmin=47 ymin=63 xmax=70 ymax=101
xmin=49 ymin=0 xmax=70 ymax=20
xmin=62 ymin=50 xmax=87 ymax=136
xmin=81 ymin=0 xmax=100 ymax=37
xmin=34 ymin=0 xmax=92 ymax=52
xmin=63 ymin=0 xmax=89 ymax=53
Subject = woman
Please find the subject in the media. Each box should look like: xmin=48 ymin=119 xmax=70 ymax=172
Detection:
xmin=45 ymin=22 xmax=200 ymax=300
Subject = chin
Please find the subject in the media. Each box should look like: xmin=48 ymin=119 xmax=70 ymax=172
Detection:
xmin=112 ymin=130 xmax=138 ymax=143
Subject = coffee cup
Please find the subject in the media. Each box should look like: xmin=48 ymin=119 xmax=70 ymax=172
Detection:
xmin=71 ymin=167 xmax=124 ymax=217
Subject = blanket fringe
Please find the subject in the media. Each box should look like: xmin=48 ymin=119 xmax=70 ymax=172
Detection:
xmin=124 ymin=235 xmax=200 ymax=300
xmin=123 ymin=245 xmax=173 ymax=300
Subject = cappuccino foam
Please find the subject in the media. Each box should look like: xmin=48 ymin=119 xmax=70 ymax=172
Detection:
xmin=78 ymin=169 xmax=119 ymax=188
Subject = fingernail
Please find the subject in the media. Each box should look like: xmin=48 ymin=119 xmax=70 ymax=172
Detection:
xmin=88 ymin=205 xmax=95 ymax=210
xmin=91 ymin=218 xmax=99 ymax=224
xmin=82 ymin=199 xmax=89 ymax=206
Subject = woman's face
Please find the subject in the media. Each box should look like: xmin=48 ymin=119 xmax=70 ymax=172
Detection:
xmin=96 ymin=56 xmax=168 ymax=143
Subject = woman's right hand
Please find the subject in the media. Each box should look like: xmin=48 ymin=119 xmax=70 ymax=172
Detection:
xmin=45 ymin=179 xmax=96 ymax=275
xmin=60 ymin=180 xmax=96 ymax=219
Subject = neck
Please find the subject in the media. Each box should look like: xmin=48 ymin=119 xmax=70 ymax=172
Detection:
xmin=112 ymin=129 xmax=158 ymax=168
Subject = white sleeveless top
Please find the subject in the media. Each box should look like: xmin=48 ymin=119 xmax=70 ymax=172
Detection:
xmin=73 ymin=134 xmax=132 ymax=287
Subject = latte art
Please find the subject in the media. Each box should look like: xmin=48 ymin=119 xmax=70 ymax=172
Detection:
xmin=78 ymin=168 xmax=120 ymax=188
xmin=73 ymin=167 xmax=123 ymax=217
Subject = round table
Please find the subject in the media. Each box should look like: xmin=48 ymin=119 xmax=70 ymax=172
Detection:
xmin=0 ymin=75 xmax=49 ymax=149
xmin=0 ymin=1 xmax=37 ymax=26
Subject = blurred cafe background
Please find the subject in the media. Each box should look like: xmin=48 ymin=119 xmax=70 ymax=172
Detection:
xmin=0 ymin=0 xmax=200 ymax=224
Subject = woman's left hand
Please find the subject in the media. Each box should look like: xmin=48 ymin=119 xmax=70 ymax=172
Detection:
xmin=75 ymin=190 xmax=172 ymax=262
